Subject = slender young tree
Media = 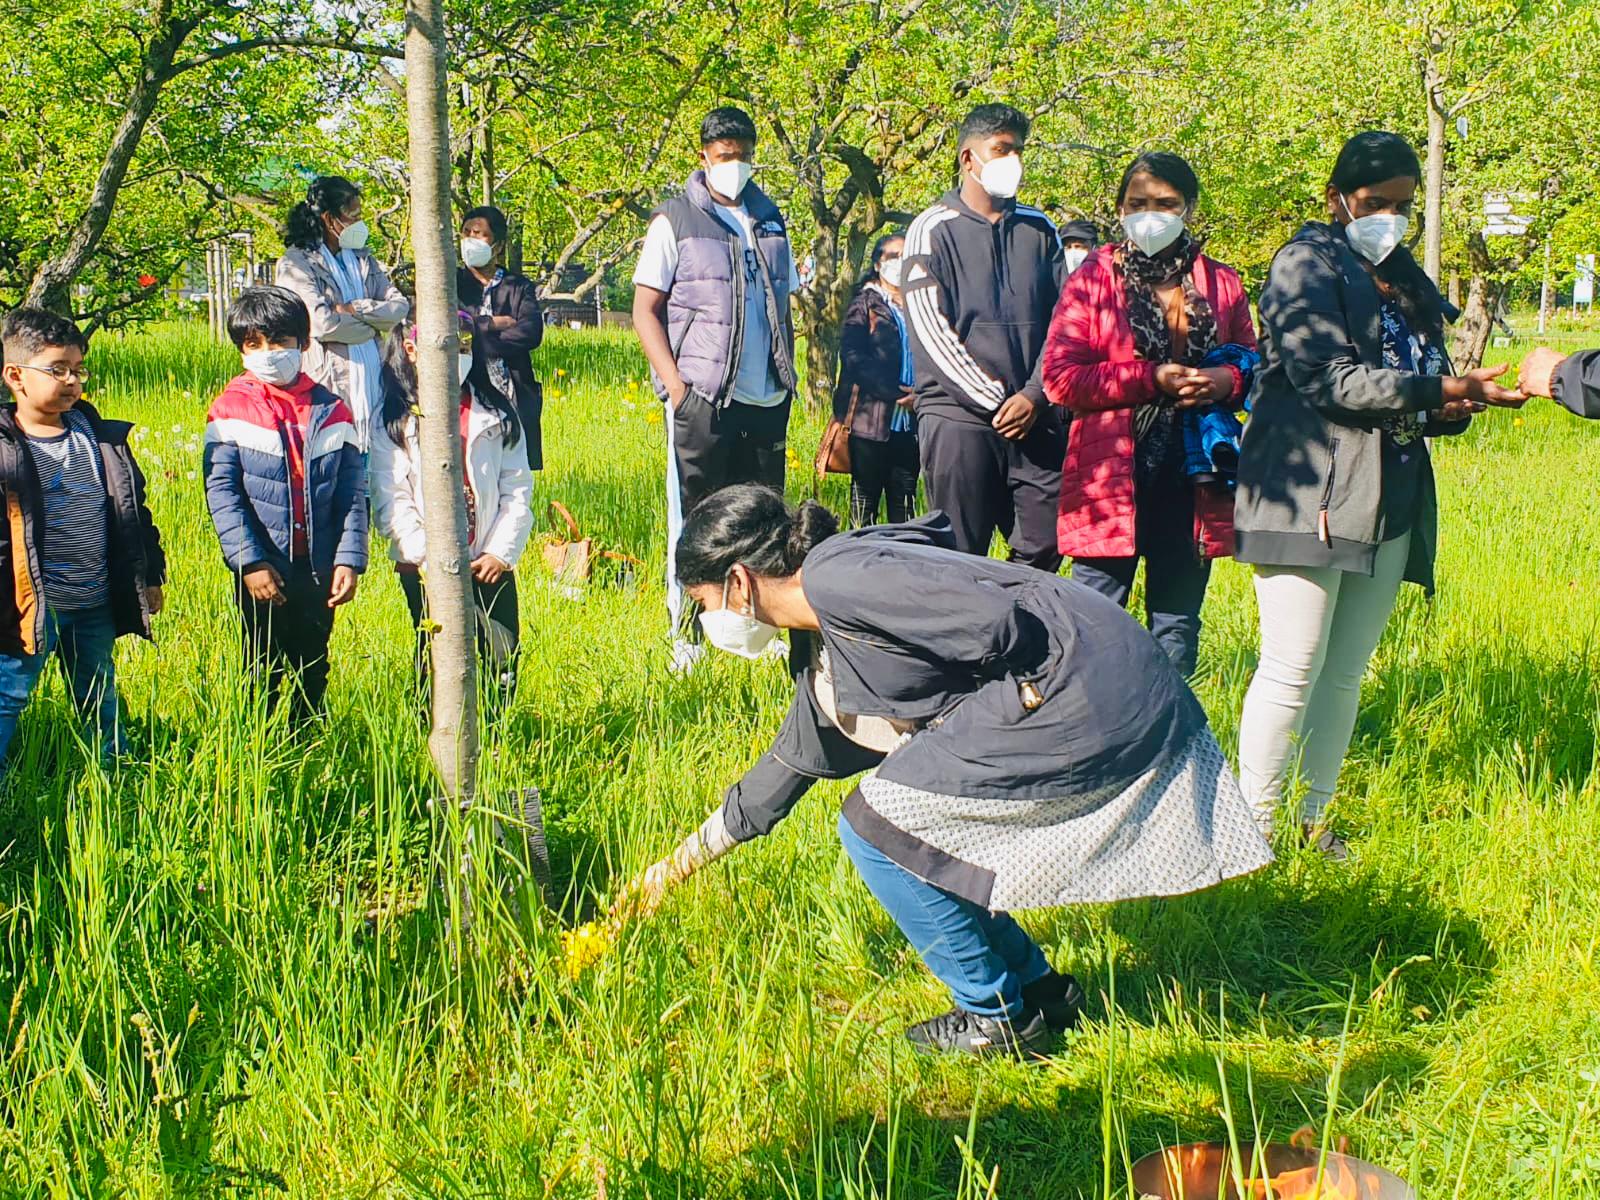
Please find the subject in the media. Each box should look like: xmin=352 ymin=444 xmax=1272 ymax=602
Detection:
xmin=406 ymin=0 xmax=479 ymax=800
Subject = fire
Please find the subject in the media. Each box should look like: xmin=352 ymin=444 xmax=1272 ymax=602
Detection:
xmin=1241 ymin=1160 xmax=1360 ymax=1200
xmin=1157 ymin=1145 xmax=1388 ymax=1200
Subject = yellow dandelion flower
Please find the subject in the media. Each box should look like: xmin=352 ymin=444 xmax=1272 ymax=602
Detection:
xmin=556 ymin=369 xmax=568 ymax=378
xmin=644 ymin=407 xmax=663 ymax=425
xmin=560 ymin=919 xmax=616 ymax=980
xmin=1513 ymin=417 xmax=1525 ymax=428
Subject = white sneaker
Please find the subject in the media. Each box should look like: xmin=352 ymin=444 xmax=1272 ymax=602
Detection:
xmin=669 ymin=637 xmax=707 ymax=676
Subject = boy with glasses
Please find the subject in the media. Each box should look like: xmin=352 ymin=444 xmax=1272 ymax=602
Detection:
xmin=0 ymin=308 xmax=166 ymax=767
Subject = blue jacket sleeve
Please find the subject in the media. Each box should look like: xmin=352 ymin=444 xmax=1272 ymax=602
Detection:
xmin=331 ymin=442 xmax=368 ymax=571
xmin=202 ymin=440 xmax=272 ymax=571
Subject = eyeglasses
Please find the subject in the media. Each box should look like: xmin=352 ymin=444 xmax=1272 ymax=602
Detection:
xmin=18 ymin=363 xmax=90 ymax=384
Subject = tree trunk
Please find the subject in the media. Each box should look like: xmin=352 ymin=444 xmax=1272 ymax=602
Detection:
xmin=1422 ymin=38 xmax=1446 ymax=285
xmin=24 ymin=12 xmax=198 ymax=313
xmin=406 ymin=0 xmax=478 ymax=801
xmin=1451 ymin=230 xmax=1496 ymax=371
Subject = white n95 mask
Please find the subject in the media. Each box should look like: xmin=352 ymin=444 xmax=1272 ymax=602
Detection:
xmin=976 ymin=153 xmax=1023 ymax=200
xmin=1064 ymin=247 xmax=1090 ymax=274
xmin=706 ymin=160 xmax=753 ymax=200
xmin=461 ymin=237 xmax=494 ymax=268
xmin=878 ymin=257 xmax=904 ymax=289
xmin=243 ymin=348 xmax=302 ymax=387
xmin=1341 ymin=196 xmax=1408 ymax=264
xmin=337 ymin=219 xmax=370 ymax=252
xmin=699 ymin=575 xmax=780 ymax=659
xmin=1122 ymin=211 xmax=1186 ymax=257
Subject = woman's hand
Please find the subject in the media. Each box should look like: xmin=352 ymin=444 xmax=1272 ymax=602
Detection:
xmin=471 ymin=553 xmax=510 ymax=584
xmin=1174 ymin=366 xmax=1234 ymax=406
xmin=611 ymin=852 xmax=692 ymax=923
xmin=1153 ymin=362 xmax=1189 ymax=399
xmin=333 ymin=302 xmax=357 ymax=316
xmin=1442 ymin=362 xmax=1526 ymax=408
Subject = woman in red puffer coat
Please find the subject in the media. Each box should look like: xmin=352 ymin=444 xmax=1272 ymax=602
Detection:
xmin=1041 ymin=152 xmax=1257 ymax=678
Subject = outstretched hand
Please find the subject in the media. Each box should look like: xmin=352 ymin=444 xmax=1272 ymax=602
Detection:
xmin=609 ymin=852 xmax=690 ymax=924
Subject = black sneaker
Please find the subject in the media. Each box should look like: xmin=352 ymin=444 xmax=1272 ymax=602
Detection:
xmin=1022 ymin=971 xmax=1086 ymax=1033
xmin=904 ymin=1006 xmax=1056 ymax=1060
xmin=1302 ymin=823 xmax=1351 ymax=862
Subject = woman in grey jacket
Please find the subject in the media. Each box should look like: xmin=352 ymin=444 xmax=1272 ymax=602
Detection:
xmin=1232 ymin=133 xmax=1524 ymax=857
xmin=623 ymin=485 xmax=1271 ymax=1059
xmin=275 ymin=176 xmax=410 ymax=451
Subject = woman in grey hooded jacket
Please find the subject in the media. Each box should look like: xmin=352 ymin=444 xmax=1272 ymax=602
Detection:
xmin=620 ymin=485 xmax=1271 ymax=1061
xmin=1232 ymin=132 xmax=1524 ymax=857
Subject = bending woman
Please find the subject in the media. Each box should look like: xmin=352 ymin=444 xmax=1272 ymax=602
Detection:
xmin=625 ymin=486 xmax=1272 ymax=1059
xmin=1233 ymin=132 xmax=1523 ymax=857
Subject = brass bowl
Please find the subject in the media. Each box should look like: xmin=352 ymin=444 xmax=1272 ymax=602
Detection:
xmin=1130 ymin=1142 xmax=1414 ymax=1200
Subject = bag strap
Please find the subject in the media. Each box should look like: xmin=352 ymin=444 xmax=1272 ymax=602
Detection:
xmin=548 ymin=500 xmax=582 ymax=541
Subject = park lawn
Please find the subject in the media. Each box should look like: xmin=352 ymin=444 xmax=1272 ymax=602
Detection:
xmin=0 ymin=322 xmax=1597 ymax=1198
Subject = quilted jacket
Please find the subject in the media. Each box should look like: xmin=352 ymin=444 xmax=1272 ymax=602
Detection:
xmin=1041 ymin=244 xmax=1256 ymax=560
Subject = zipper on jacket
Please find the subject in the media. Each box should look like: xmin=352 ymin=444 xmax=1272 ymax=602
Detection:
xmin=722 ymin=236 xmax=746 ymax=404
xmin=303 ymin=407 xmax=320 ymax=579
xmin=1317 ymin=437 xmax=1340 ymax=545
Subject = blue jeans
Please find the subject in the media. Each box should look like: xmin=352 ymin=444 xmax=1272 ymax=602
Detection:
xmin=837 ymin=813 xmax=1050 ymax=1018
xmin=0 ymin=604 xmax=122 ymax=767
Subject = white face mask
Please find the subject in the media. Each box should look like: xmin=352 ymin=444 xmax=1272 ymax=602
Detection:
xmin=1122 ymin=211 xmax=1186 ymax=257
xmin=336 ymin=219 xmax=369 ymax=252
xmin=460 ymin=237 xmax=494 ymax=269
xmin=1340 ymin=195 xmax=1409 ymax=264
xmin=974 ymin=152 xmax=1023 ymax=200
xmin=705 ymin=159 xmax=753 ymax=201
xmin=242 ymin=347 xmax=302 ymax=387
xmin=878 ymin=257 xmax=904 ymax=290
xmin=458 ymin=353 xmax=475 ymax=384
xmin=1064 ymin=247 xmax=1090 ymax=274
xmin=698 ymin=575 xmax=780 ymax=659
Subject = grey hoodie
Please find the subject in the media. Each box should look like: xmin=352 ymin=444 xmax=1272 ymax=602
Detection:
xmin=1233 ymin=222 xmax=1469 ymax=593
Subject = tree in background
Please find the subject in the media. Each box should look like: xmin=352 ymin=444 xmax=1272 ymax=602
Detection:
xmin=0 ymin=0 xmax=402 ymax=323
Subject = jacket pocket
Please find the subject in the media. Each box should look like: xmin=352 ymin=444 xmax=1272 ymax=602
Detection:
xmin=1317 ymin=437 xmax=1340 ymax=544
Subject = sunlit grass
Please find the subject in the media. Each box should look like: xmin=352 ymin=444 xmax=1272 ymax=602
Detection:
xmin=0 ymin=320 xmax=1597 ymax=1196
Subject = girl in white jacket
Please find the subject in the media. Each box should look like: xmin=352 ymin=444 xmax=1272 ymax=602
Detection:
xmin=372 ymin=324 xmax=533 ymax=723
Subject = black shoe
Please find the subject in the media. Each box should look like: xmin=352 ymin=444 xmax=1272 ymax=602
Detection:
xmin=904 ymin=1006 xmax=1056 ymax=1060
xmin=1302 ymin=823 xmax=1350 ymax=862
xmin=1022 ymin=971 xmax=1086 ymax=1033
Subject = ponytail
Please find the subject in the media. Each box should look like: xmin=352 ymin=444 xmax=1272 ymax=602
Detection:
xmin=283 ymin=175 xmax=361 ymax=251
xmin=676 ymin=485 xmax=838 ymax=588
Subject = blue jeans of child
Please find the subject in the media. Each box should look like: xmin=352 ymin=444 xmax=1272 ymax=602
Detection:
xmin=0 ymin=604 xmax=122 ymax=767
xmin=837 ymin=813 xmax=1050 ymax=1019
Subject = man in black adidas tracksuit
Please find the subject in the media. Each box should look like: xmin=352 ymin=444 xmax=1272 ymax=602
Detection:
xmin=903 ymin=103 xmax=1066 ymax=572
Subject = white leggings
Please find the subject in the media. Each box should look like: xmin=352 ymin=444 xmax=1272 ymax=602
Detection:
xmin=1236 ymin=534 xmax=1410 ymax=830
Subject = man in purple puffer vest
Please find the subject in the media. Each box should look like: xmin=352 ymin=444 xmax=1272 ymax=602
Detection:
xmin=633 ymin=106 xmax=801 ymax=674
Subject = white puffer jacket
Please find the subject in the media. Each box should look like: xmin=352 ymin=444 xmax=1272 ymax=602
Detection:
xmin=371 ymin=389 xmax=533 ymax=568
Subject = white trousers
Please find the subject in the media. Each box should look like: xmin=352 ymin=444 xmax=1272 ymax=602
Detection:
xmin=1236 ymin=533 xmax=1410 ymax=830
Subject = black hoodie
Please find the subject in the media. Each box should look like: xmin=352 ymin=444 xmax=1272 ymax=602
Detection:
xmin=902 ymin=189 xmax=1064 ymax=424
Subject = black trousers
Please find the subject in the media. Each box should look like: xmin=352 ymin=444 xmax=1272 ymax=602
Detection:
xmin=398 ymin=570 xmax=521 ymax=726
xmin=918 ymin=409 xmax=1065 ymax=572
xmin=668 ymin=393 xmax=790 ymax=637
xmin=234 ymin=560 xmax=336 ymax=725
xmin=848 ymin=431 xmax=920 ymax=527
xmin=1071 ymin=486 xmax=1211 ymax=678
xmin=671 ymin=392 xmax=790 ymax=513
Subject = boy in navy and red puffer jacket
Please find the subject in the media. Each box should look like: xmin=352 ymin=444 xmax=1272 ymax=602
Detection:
xmin=203 ymin=286 xmax=366 ymax=723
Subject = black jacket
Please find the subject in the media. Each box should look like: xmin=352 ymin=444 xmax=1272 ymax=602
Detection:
xmin=0 ymin=401 xmax=166 ymax=657
xmin=1555 ymin=349 xmax=1600 ymax=418
xmin=832 ymin=284 xmax=912 ymax=442
xmin=717 ymin=516 xmax=1206 ymax=906
xmin=902 ymin=190 xmax=1064 ymax=424
xmin=458 ymin=267 xmax=546 ymax=470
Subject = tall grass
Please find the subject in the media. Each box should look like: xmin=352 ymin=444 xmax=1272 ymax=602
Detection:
xmin=0 ymin=320 xmax=1597 ymax=1197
